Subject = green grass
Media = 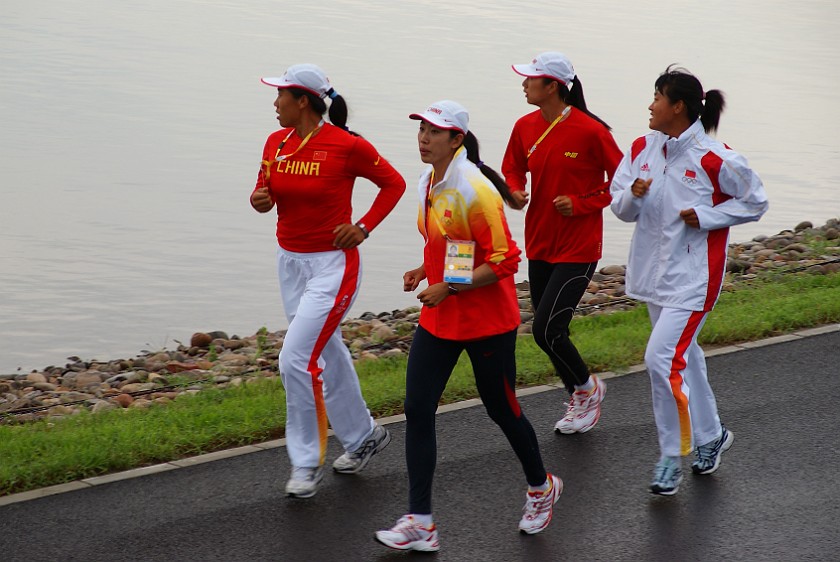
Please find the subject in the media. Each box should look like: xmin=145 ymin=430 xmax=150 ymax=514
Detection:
xmin=2 ymin=272 xmax=839 ymax=496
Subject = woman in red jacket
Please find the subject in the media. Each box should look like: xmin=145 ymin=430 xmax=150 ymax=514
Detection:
xmin=375 ymin=100 xmax=561 ymax=553
xmin=503 ymin=52 xmax=623 ymax=435
xmin=250 ymin=63 xmax=405 ymax=499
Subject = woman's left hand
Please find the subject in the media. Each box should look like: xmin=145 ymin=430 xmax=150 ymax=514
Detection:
xmin=553 ymin=195 xmax=574 ymax=216
xmin=333 ymin=223 xmax=366 ymax=248
xmin=417 ymin=282 xmax=451 ymax=307
xmin=679 ymin=208 xmax=700 ymax=228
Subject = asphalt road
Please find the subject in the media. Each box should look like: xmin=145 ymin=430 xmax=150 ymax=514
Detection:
xmin=1 ymin=331 xmax=838 ymax=561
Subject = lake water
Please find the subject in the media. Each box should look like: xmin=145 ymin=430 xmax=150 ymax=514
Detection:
xmin=1 ymin=0 xmax=838 ymax=373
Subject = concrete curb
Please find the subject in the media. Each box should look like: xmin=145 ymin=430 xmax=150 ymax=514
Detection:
xmin=2 ymin=323 xmax=837 ymax=508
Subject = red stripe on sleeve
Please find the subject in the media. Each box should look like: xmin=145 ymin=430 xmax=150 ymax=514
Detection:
xmin=630 ymin=136 xmax=647 ymax=163
xmin=700 ymin=151 xmax=732 ymax=206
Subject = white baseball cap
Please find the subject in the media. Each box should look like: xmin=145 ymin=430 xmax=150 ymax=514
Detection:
xmin=261 ymin=63 xmax=333 ymax=99
xmin=409 ymin=100 xmax=469 ymax=134
xmin=512 ymin=52 xmax=576 ymax=85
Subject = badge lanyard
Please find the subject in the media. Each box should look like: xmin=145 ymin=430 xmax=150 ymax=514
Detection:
xmin=425 ymin=169 xmax=475 ymax=284
xmin=261 ymin=120 xmax=324 ymax=182
xmin=527 ymin=106 xmax=570 ymax=159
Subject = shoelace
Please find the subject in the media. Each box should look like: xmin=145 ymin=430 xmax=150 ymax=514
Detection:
xmin=347 ymin=433 xmax=379 ymax=460
xmin=523 ymin=483 xmax=554 ymax=519
xmin=695 ymin=435 xmax=722 ymax=464
xmin=393 ymin=517 xmax=431 ymax=541
xmin=653 ymin=461 xmax=678 ymax=483
xmin=290 ymin=467 xmax=318 ymax=481
xmin=561 ymin=401 xmax=576 ymax=418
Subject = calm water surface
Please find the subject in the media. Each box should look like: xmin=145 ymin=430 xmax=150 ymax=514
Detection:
xmin=1 ymin=0 xmax=838 ymax=372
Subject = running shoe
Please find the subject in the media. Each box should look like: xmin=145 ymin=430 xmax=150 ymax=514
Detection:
xmin=692 ymin=426 xmax=734 ymax=475
xmin=375 ymin=515 xmax=440 ymax=552
xmin=554 ymin=376 xmax=606 ymax=434
xmin=519 ymin=473 xmax=564 ymax=534
xmin=333 ymin=423 xmax=392 ymax=474
xmin=285 ymin=465 xmax=324 ymax=499
xmin=553 ymin=400 xmax=577 ymax=434
xmin=650 ymin=458 xmax=683 ymax=496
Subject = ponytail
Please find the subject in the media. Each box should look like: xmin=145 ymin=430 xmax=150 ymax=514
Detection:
xmin=455 ymin=131 xmax=516 ymax=206
xmin=546 ymin=76 xmax=611 ymax=130
xmin=289 ymin=87 xmax=359 ymax=136
xmin=700 ymin=89 xmax=725 ymax=134
xmin=327 ymin=91 xmax=359 ymax=136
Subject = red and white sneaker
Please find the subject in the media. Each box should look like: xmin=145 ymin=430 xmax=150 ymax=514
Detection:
xmin=554 ymin=376 xmax=607 ymax=434
xmin=375 ymin=515 xmax=440 ymax=552
xmin=519 ymin=473 xmax=564 ymax=534
xmin=553 ymin=400 xmax=577 ymax=434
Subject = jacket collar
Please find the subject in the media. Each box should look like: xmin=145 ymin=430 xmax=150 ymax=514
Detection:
xmin=418 ymin=146 xmax=468 ymax=191
xmin=662 ymin=119 xmax=704 ymax=159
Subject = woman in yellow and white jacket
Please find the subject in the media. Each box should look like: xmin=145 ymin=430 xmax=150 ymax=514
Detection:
xmin=375 ymin=100 xmax=562 ymax=553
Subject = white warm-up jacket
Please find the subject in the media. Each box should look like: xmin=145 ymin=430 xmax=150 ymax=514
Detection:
xmin=610 ymin=120 xmax=768 ymax=311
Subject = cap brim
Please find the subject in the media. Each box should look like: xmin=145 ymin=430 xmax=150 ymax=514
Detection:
xmin=261 ymin=77 xmax=287 ymax=87
xmin=512 ymin=63 xmax=540 ymax=77
xmin=511 ymin=64 xmax=567 ymax=84
xmin=260 ymin=77 xmax=325 ymax=98
xmin=409 ymin=113 xmax=465 ymax=133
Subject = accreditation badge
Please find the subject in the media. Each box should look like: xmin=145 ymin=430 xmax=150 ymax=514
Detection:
xmin=443 ymin=240 xmax=475 ymax=284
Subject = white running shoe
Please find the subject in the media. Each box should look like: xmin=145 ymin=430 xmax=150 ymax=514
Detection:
xmin=519 ymin=473 xmax=564 ymax=534
xmin=572 ymin=376 xmax=606 ymax=433
xmin=333 ymin=423 xmax=392 ymax=474
xmin=554 ymin=376 xmax=607 ymax=434
xmin=553 ymin=401 xmax=577 ymax=434
xmin=375 ymin=515 xmax=440 ymax=552
xmin=285 ymin=466 xmax=324 ymax=499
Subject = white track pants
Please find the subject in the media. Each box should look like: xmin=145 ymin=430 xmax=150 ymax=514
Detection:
xmin=277 ymin=246 xmax=375 ymax=468
xmin=645 ymin=304 xmax=722 ymax=457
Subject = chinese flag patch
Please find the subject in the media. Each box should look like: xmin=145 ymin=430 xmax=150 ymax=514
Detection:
xmin=314 ymin=151 xmax=327 ymax=161
xmin=684 ymin=169 xmax=696 ymax=178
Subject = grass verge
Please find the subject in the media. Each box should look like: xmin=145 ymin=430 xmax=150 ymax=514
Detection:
xmin=2 ymin=272 xmax=839 ymax=496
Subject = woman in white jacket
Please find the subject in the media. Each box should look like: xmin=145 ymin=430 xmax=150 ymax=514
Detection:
xmin=610 ymin=66 xmax=768 ymax=495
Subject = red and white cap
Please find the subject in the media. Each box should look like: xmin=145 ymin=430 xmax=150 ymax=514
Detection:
xmin=512 ymin=52 xmax=575 ymax=85
xmin=409 ymin=100 xmax=469 ymax=134
xmin=261 ymin=63 xmax=333 ymax=99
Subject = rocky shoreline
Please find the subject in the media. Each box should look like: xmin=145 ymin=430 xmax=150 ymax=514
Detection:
xmin=2 ymin=219 xmax=838 ymax=424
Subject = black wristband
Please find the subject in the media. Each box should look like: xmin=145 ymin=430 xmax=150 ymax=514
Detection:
xmin=447 ymin=284 xmax=459 ymax=296
xmin=356 ymin=222 xmax=370 ymax=238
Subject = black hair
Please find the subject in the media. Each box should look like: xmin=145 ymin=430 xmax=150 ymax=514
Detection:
xmin=287 ymin=87 xmax=359 ymax=136
xmin=450 ymin=130 xmax=516 ymax=206
xmin=654 ymin=64 xmax=726 ymax=133
xmin=543 ymin=76 xmax=611 ymax=130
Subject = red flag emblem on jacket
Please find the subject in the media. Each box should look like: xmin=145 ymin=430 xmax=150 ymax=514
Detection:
xmin=684 ymin=169 xmax=696 ymax=178
xmin=314 ymin=151 xmax=327 ymax=161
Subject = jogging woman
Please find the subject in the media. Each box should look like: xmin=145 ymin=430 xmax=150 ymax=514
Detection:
xmin=250 ymin=63 xmax=406 ymax=498
xmin=610 ymin=65 xmax=768 ymax=495
xmin=503 ymin=52 xmax=623 ymax=434
xmin=375 ymin=101 xmax=561 ymax=552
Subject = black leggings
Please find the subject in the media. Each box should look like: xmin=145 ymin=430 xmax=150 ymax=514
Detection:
xmin=404 ymin=325 xmax=547 ymax=515
xmin=529 ymin=260 xmax=597 ymax=394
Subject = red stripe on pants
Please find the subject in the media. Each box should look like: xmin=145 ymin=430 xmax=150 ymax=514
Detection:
xmin=306 ymin=248 xmax=360 ymax=465
xmin=669 ymin=310 xmax=706 ymax=455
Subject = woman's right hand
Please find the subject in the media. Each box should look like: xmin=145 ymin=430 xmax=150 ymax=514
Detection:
xmin=631 ymin=178 xmax=652 ymax=198
xmin=250 ymin=187 xmax=275 ymax=213
xmin=507 ymin=189 xmax=530 ymax=210
xmin=403 ymin=265 xmax=426 ymax=292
